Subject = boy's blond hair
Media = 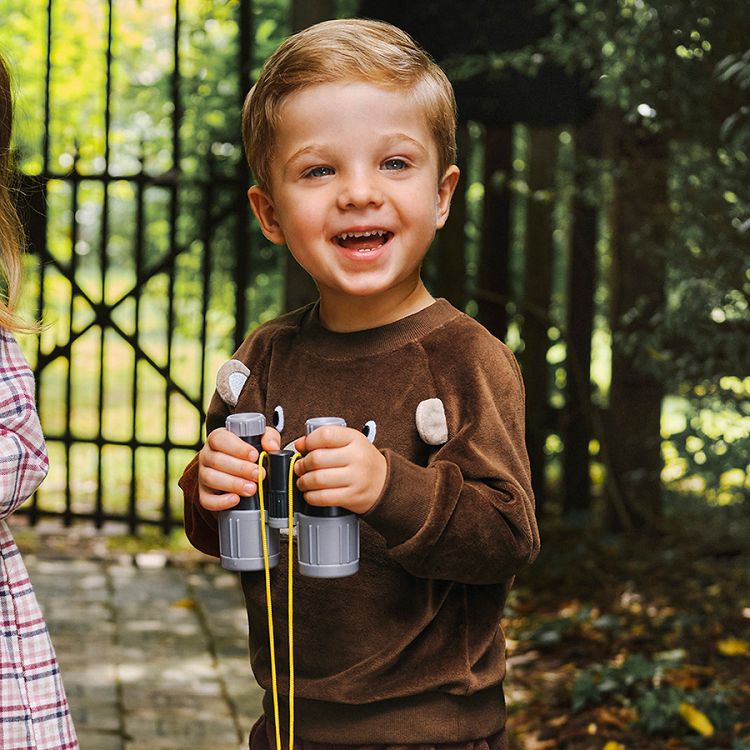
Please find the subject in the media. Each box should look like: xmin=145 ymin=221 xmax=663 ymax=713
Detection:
xmin=242 ymin=18 xmax=457 ymax=192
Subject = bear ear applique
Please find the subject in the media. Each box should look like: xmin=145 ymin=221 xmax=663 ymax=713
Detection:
xmin=362 ymin=420 xmax=377 ymax=444
xmin=415 ymin=398 xmax=448 ymax=445
xmin=272 ymin=405 xmax=285 ymax=432
xmin=216 ymin=360 xmax=250 ymax=407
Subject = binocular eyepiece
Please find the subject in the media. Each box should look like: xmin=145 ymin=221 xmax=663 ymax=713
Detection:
xmin=218 ymin=413 xmax=360 ymax=578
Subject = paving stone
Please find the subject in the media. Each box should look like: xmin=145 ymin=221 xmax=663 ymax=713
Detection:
xmin=71 ymin=702 xmax=121 ymax=732
xmin=76 ymin=729 xmax=124 ymax=750
xmin=25 ymin=555 xmax=261 ymax=749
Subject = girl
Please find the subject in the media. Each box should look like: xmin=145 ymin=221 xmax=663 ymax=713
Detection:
xmin=0 ymin=53 xmax=78 ymax=749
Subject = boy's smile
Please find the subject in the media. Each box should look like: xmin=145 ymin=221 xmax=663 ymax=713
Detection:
xmin=248 ymin=81 xmax=459 ymax=332
xmin=333 ymin=229 xmax=392 ymax=253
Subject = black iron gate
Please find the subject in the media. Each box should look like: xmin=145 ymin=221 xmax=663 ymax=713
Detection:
xmin=9 ymin=0 xmax=283 ymax=533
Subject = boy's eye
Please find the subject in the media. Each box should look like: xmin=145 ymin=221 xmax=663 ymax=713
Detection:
xmin=382 ymin=158 xmax=408 ymax=171
xmin=304 ymin=165 xmax=335 ymax=178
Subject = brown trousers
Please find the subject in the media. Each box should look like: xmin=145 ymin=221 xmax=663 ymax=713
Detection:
xmin=248 ymin=716 xmax=508 ymax=750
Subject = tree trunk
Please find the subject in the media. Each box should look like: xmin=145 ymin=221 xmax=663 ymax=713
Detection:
xmin=563 ymin=118 xmax=599 ymax=516
xmin=476 ymin=124 xmax=513 ymax=341
xmin=607 ymin=133 xmax=668 ymax=531
xmin=522 ymin=126 xmax=558 ymax=511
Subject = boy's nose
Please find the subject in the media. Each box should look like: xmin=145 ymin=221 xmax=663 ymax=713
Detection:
xmin=337 ymin=173 xmax=385 ymax=210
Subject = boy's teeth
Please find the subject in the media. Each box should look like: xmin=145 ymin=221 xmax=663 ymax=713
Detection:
xmin=339 ymin=230 xmax=386 ymax=240
xmin=335 ymin=229 xmax=391 ymax=251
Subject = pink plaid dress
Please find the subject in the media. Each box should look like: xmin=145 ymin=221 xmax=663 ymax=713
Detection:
xmin=0 ymin=330 xmax=78 ymax=749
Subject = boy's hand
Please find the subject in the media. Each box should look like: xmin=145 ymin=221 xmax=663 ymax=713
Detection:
xmin=293 ymin=426 xmax=386 ymax=515
xmin=198 ymin=426 xmax=281 ymax=511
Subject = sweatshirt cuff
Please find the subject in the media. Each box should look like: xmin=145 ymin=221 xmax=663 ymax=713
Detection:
xmin=363 ymin=449 xmax=436 ymax=549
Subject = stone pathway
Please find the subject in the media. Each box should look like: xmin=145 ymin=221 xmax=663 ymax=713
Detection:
xmin=26 ymin=554 xmax=263 ymax=750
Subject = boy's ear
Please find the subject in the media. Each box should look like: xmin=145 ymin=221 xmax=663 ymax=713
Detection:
xmin=435 ymin=165 xmax=460 ymax=230
xmin=248 ymin=186 xmax=286 ymax=244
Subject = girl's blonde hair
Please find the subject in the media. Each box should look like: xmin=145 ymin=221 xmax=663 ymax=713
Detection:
xmin=0 ymin=54 xmax=32 ymax=333
xmin=242 ymin=18 xmax=457 ymax=192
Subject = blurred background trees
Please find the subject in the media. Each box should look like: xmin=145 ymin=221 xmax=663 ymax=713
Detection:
xmin=1 ymin=0 xmax=747 ymax=535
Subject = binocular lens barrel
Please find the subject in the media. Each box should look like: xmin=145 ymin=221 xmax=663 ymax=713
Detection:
xmin=297 ymin=418 xmax=360 ymax=578
xmin=219 ymin=413 xmax=280 ymax=571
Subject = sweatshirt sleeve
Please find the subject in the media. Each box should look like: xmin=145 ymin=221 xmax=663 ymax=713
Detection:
xmin=0 ymin=332 xmax=49 ymax=519
xmin=179 ymin=325 xmax=273 ymax=558
xmin=362 ymin=329 xmax=539 ymax=585
xmin=180 ymin=379 xmax=241 ymax=558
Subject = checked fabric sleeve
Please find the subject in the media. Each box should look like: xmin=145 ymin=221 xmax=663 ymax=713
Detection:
xmin=0 ymin=330 xmax=78 ymax=750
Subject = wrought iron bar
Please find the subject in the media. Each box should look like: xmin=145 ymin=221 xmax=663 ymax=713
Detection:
xmin=31 ymin=0 xmax=56 ymax=526
xmin=162 ymin=0 xmax=183 ymax=534
xmin=64 ymin=149 xmax=81 ymax=527
xmin=234 ymin=0 xmax=254 ymax=349
xmin=130 ymin=147 xmax=147 ymax=534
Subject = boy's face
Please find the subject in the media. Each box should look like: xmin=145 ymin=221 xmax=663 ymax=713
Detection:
xmin=248 ymin=81 xmax=458 ymax=323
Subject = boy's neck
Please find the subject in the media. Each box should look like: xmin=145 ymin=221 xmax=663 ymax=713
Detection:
xmin=317 ymin=282 xmax=435 ymax=333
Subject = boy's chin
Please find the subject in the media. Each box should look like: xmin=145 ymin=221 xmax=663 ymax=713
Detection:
xmin=323 ymin=277 xmax=423 ymax=303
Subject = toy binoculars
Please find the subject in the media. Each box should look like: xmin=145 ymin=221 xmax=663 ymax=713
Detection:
xmin=218 ymin=413 xmax=360 ymax=578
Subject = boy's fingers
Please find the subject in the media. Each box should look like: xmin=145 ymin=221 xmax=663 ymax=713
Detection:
xmin=296 ymin=467 xmax=349 ymax=492
xmin=302 ymin=425 xmax=355 ymax=451
xmin=207 ymin=428 xmax=259 ymax=460
xmin=200 ymin=466 xmax=257 ymax=497
xmin=199 ymin=490 xmax=241 ymax=512
xmin=202 ymin=450 xmax=258 ymax=480
xmin=301 ymin=487 xmax=351 ymax=508
xmin=262 ymin=427 xmax=282 ymax=452
xmin=294 ymin=447 xmax=348 ymax=475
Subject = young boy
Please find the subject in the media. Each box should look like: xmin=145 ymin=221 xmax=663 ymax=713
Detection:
xmin=180 ymin=18 xmax=539 ymax=750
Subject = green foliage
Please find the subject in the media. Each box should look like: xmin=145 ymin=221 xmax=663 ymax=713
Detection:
xmin=447 ymin=0 xmax=750 ymax=504
xmin=571 ymin=653 xmax=662 ymax=711
xmin=2 ymin=0 xmax=290 ymax=338
xmin=547 ymin=3 xmax=749 ymax=505
xmin=572 ymin=654 xmax=737 ymax=738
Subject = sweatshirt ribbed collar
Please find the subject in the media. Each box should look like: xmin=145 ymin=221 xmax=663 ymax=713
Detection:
xmin=298 ymin=298 xmax=459 ymax=359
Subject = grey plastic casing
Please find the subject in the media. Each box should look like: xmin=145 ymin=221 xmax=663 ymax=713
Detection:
xmin=296 ymin=417 xmax=360 ymax=578
xmin=218 ymin=412 xmax=280 ymax=571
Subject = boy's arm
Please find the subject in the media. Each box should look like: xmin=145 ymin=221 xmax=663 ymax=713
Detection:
xmin=363 ymin=341 xmax=540 ymax=585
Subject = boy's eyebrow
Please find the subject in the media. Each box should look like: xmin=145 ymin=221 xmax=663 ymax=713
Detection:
xmin=380 ymin=132 xmax=430 ymax=155
xmin=284 ymin=145 xmax=325 ymax=170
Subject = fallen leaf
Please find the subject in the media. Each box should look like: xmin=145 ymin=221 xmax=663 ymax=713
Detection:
xmin=665 ymin=666 xmax=700 ymax=690
xmin=171 ymin=598 xmax=196 ymax=609
xmin=678 ymin=702 xmax=714 ymax=737
xmin=597 ymin=706 xmax=637 ymax=729
xmin=717 ymin=637 xmax=750 ymax=656
xmin=603 ymin=742 xmax=626 ymax=750
xmin=520 ymin=732 xmax=555 ymax=750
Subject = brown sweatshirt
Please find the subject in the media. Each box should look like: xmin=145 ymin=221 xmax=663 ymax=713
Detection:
xmin=179 ymin=299 xmax=540 ymax=744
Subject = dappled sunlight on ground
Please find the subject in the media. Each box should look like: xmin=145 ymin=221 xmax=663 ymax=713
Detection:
xmin=20 ymin=527 xmax=259 ymax=750
xmin=504 ymin=508 xmax=750 ymax=749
